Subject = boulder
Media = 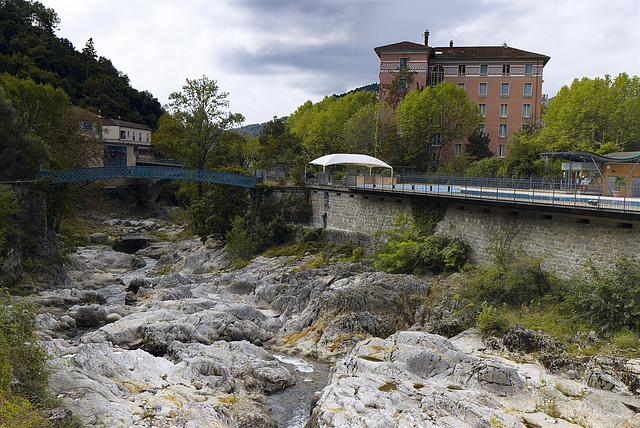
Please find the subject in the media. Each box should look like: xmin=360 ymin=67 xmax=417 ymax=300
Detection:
xmin=309 ymin=331 xmax=528 ymax=427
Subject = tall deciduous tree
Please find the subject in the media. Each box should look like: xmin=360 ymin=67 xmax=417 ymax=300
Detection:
xmin=154 ymin=76 xmax=244 ymax=171
xmin=541 ymin=73 xmax=640 ymax=153
xmin=396 ymin=82 xmax=482 ymax=169
xmin=287 ymin=91 xmax=377 ymax=159
xmin=0 ymin=74 xmax=70 ymax=170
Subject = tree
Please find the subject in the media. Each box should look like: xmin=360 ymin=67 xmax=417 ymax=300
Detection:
xmin=341 ymin=103 xmax=377 ymax=155
xmin=82 ymin=38 xmax=97 ymax=59
xmin=465 ymin=128 xmax=493 ymax=160
xmin=396 ymin=82 xmax=482 ymax=169
xmin=0 ymin=74 xmax=70 ymax=170
xmin=505 ymin=128 xmax=560 ymax=177
xmin=287 ymin=91 xmax=377 ymax=159
xmin=154 ymin=76 xmax=244 ymax=174
xmin=257 ymin=116 xmax=303 ymax=169
xmin=541 ymin=73 xmax=640 ymax=153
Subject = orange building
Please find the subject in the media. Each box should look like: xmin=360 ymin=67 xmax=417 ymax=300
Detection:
xmin=374 ymin=30 xmax=550 ymax=163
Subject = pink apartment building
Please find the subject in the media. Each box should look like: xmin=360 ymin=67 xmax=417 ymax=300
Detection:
xmin=374 ymin=30 xmax=550 ymax=163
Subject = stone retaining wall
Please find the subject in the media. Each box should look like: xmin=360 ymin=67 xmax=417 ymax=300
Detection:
xmin=309 ymin=187 xmax=411 ymax=253
xmin=436 ymin=203 xmax=640 ymax=277
xmin=307 ymin=186 xmax=640 ymax=277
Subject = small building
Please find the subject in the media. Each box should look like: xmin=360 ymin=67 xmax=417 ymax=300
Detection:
xmin=102 ymin=118 xmax=153 ymax=167
xmin=543 ymin=151 xmax=640 ymax=197
xmin=374 ymin=30 xmax=550 ymax=163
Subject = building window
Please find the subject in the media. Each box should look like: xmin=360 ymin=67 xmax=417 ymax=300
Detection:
xmin=522 ymin=123 xmax=531 ymax=130
xmin=522 ymin=103 xmax=531 ymax=118
xmin=398 ymin=78 xmax=407 ymax=92
xmin=430 ymin=133 xmax=442 ymax=147
xmin=457 ymin=82 xmax=465 ymax=89
xmin=478 ymin=103 xmax=486 ymax=117
xmin=104 ymin=145 xmax=127 ymax=167
xmin=478 ymin=82 xmax=487 ymax=97
xmin=399 ymin=57 xmax=408 ymax=71
xmin=501 ymin=82 xmax=510 ymax=97
xmin=431 ymin=65 xmax=444 ymax=86
xmin=454 ymin=143 xmax=463 ymax=157
xmin=458 ymin=64 xmax=466 ymax=76
xmin=478 ymin=123 xmax=486 ymax=135
xmin=480 ymin=64 xmax=488 ymax=76
xmin=502 ymin=64 xmax=510 ymax=76
xmin=525 ymin=64 xmax=533 ymax=76
xmin=139 ymin=132 xmax=142 ymax=141
xmin=498 ymin=144 xmax=507 ymax=158
xmin=120 ymin=130 xmax=126 ymax=139
xmin=500 ymin=104 xmax=509 ymax=118
xmin=523 ymin=82 xmax=532 ymax=97
xmin=499 ymin=124 xmax=507 ymax=138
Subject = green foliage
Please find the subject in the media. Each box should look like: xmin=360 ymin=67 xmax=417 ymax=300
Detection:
xmin=154 ymin=76 xmax=244 ymax=176
xmin=225 ymin=216 xmax=252 ymax=264
xmin=476 ymin=302 xmax=506 ymax=336
xmin=542 ymin=73 xmax=640 ymax=152
xmin=0 ymin=392 xmax=48 ymax=428
xmin=0 ymin=75 xmax=71 ymax=170
xmin=465 ymin=128 xmax=494 ymax=160
xmin=287 ymin=91 xmax=377 ymax=159
xmin=464 ymin=157 xmax=506 ymax=177
xmin=0 ymin=186 xmax=17 ymax=265
xmin=190 ymin=184 xmax=249 ymax=241
xmin=0 ymin=1 xmax=163 ymax=128
xmin=568 ymin=257 xmax=640 ymax=333
xmin=0 ymin=293 xmax=50 ymax=405
xmin=257 ymin=116 xmax=303 ymax=170
xmin=396 ymin=82 xmax=482 ymax=169
xmin=375 ymin=216 xmax=469 ymax=275
xmin=411 ymin=200 xmax=448 ymax=236
xmin=461 ymin=229 xmax=561 ymax=306
xmin=505 ymin=128 xmax=561 ymax=177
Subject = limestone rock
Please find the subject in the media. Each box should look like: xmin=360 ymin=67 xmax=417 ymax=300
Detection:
xmin=309 ymin=331 xmax=528 ymax=427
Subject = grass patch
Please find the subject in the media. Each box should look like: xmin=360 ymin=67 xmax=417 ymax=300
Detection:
xmin=378 ymin=382 xmax=397 ymax=392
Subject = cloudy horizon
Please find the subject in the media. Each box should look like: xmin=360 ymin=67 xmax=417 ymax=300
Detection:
xmin=37 ymin=0 xmax=640 ymax=125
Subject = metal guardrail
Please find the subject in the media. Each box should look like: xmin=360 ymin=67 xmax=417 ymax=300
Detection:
xmin=40 ymin=166 xmax=261 ymax=188
xmin=343 ymin=174 xmax=640 ymax=215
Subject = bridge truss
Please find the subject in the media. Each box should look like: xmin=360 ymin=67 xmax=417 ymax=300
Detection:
xmin=40 ymin=166 xmax=261 ymax=189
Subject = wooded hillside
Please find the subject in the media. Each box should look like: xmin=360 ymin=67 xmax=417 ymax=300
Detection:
xmin=0 ymin=0 xmax=164 ymax=129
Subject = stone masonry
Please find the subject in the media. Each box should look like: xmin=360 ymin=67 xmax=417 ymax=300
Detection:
xmin=308 ymin=186 xmax=640 ymax=278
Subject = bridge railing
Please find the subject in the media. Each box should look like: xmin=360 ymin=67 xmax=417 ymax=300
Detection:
xmin=344 ymin=174 xmax=640 ymax=215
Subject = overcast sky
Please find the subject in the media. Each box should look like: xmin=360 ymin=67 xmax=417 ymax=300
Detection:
xmin=37 ymin=0 xmax=640 ymax=125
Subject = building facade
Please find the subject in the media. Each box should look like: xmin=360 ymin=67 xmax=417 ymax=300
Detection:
xmin=375 ymin=31 xmax=549 ymax=162
xmin=102 ymin=118 xmax=153 ymax=167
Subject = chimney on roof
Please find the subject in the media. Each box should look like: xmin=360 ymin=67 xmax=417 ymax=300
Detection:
xmin=449 ymin=40 xmax=454 ymax=50
xmin=424 ymin=29 xmax=429 ymax=46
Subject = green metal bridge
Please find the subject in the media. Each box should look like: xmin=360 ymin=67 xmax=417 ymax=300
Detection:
xmin=39 ymin=165 xmax=261 ymax=189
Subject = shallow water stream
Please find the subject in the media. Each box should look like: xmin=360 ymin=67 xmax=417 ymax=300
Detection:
xmin=269 ymin=354 xmax=332 ymax=427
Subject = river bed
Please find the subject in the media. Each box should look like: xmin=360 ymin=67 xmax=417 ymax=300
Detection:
xmin=270 ymin=354 xmax=331 ymax=427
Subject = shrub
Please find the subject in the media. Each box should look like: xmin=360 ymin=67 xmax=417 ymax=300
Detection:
xmin=0 ymin=293 xmax=51 ymax=405
xmin=568 ymin=257 xmax=640 ymax=333
xmin=460 ymin=228 xmax=562 ymax=307
xmin=0 ymin=393 xmax=48 ymax=428
xmin=225 ymin=216 xmax=252 ymax=263
xmin=375 ymin=234 xmax=469 ymax=275
xmin=476 ymin=302 xmax=506 ymax=336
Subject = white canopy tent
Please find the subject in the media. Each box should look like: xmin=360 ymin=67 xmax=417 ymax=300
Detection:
xmin=308 ymin=154 xmax=393 ymax=176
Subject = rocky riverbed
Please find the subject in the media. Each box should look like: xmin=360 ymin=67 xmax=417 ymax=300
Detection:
xmin=31 ymin=218 xmax=640 ymax=427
